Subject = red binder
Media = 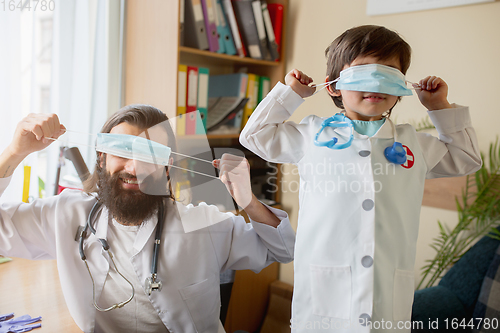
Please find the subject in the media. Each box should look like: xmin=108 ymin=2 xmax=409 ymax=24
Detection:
xmin=186 ymin=66 xmax=199 ymax=135
xmin=267 ymin=3 xmax=283 ymax=54
xmin=186 ymin=66 xmax=199 ymax=114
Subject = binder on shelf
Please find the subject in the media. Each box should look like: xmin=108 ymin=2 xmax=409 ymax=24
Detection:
xmin=213 ymin=0 xmax=225 ymax=54
xmin=201 ymin=0 xmax=219 ymax=52
xmin=180 ymin=0 xmax=185 ymax=46
xmin=197 ymin=67 xmax=210 ymax=134
xmin=177 ymin=64 xmax=188 ymax=136
xmin=215 ymin=0 xmax=237 ymax=55
xmin=241 ymin=73 xmax=259 ymax=129
xmin=186 ymin=66 xmax=199 ymax=135
xmin=186 ymin=66 xmax=199 ymax=113
xmin=207 ymin=73 xmax=249 ymax=130
xmin=251 ymin=0 xmax=271 ymax=60
xmin=232 ymin=0 xmax=264 ymax=60
xmin=222 ymin=0 xmax=246 ymax=57
xmin=184 ymin=0 xmax=210 ymax=50
xmin=208 ymin=72 xmax=248 ymax=98
xmin=207 ymin=98 xmax=248 ymax=133
xmin=186 ymin=111 xmax=198 ymax=135
xmin=252 ymin=73 xmax=260 ymax=114
xmin=258 ymin=75 xmax=271 ymax=104
xmin=267 ymin=2 xmax=283 ymax=54
xmin=261 ymin=1 xmax=279 ymax=61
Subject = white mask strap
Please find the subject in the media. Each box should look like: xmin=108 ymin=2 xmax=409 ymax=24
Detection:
xmin=45 ymin=130 xmax=219 ymax=179
xmin=311 ymin=78 xmax=339 ymax=95
xmin=405 ymin=80 xmax=422 ymax=90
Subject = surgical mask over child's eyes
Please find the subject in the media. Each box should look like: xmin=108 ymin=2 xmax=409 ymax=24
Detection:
xmin=335 ymin=64 xmax=413 ymax=96
xmin=314 ymin=64 xmax=414 ymax=97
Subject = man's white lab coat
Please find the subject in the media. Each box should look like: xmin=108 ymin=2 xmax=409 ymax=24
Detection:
xmin=240 ymin=82 xmax=482 ymax=332
xmin=0 ymin=176 xmax=295 ymax=333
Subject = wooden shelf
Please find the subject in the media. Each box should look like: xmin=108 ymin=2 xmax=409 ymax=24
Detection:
xmin=207 ymin=133 xmax=240 ymax=139
xmin=180 ymin=46 xmax=281 ymax=67
xmin=177 ymin=133 xmax=240 ymax=140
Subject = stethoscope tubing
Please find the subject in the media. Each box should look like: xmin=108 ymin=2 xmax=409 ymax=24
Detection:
xmin=79 ymin=200 xmax=164 ymax=312
xmin=151 ymin=202 xmax=164 ymax=276
xmin=314 ymin=113 xmax=405 ymax=165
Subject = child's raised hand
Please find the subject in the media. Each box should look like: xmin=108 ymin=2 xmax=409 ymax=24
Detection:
xmin=213 ymin=154 xmax=253 ymax=209
xmin=285 ymin=69 xmax=316 ymax=99
xmin=414 ymin=76 xmax=452 ymax=111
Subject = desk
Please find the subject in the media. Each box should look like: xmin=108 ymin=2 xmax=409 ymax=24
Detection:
xmin=0 ymin=258 xmax=81 ymax=332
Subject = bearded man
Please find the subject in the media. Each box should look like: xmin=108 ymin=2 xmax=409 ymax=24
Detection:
xmin=0 ymin=105 xmax=295 ymax=333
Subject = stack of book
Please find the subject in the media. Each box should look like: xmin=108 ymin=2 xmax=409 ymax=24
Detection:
xmin=181 ymin=0 xmax=284 ymax=61
xmin=177 ymin=67 xmax=272 ymax=135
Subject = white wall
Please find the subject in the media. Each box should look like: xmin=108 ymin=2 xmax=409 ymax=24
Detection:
xmin=279 ymin=0 xmax=500 ymax=286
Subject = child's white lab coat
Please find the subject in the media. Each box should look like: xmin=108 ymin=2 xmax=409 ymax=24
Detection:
xmin=240 ymin=82 xmax=481 ymax=332
xmin=0 ymin=176 xmax=295 ymax=333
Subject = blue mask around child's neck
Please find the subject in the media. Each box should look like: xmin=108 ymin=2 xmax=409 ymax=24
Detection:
xmin=352 ymin=118 xmax=386 ymax=137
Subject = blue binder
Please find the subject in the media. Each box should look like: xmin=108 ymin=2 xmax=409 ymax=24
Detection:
xmin=215 ymin=0 xmax=237 ymax=55
xmin=208 ymin=73 xmax=248 ymax=98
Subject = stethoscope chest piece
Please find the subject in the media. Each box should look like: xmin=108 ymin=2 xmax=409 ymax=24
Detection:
xmin=384 ymin=142 xmax=407 ymax=165
xmin=145 ymin=274 xmax=163 ymax=295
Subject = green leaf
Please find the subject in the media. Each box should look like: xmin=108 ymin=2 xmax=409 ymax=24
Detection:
xmin=418 ymin=139 xmax=500 ymax=289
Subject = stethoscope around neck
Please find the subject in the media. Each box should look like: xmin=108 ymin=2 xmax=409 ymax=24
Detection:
xmin=314 ymin=113 xmax=407 ymax=165
xmin=77 ymin=199 xmax=165 ymax=312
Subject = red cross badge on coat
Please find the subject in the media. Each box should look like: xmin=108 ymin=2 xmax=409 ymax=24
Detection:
xmin=401 ymin=145 xmax=414 ymax=169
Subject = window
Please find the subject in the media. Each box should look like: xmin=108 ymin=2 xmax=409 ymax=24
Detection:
xmin=40 ymin=86 xmax=51 ymax=114
xmin=39 ymin=17 xmax=53 ymax=63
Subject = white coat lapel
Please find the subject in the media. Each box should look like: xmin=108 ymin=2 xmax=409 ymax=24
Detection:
xmin=133 ymin=214 xmax=158 ymax=256
xmin=372 ymin=118 xmax=396 ymax=139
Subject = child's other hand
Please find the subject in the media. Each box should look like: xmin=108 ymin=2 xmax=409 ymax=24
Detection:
xmin=213 ymin=154 xmax=253 ymax=209
xmin=285 ymin=69 xmax=316 ymax=99
xmin=414 ymin=76 xmax=452 ymax=111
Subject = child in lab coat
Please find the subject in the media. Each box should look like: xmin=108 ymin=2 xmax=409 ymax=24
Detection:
xmin=240 ymin=25 xmax=482 ymax=332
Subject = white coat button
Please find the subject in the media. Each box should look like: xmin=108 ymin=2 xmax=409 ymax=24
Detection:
xmin=361 ymin=255 xmax=373 ymax=268
xmin=359 ymin=150 xmax=370 ymax=157
xmin=362 ymin=199 xmax=374 ymax=211
xmin=359 ymin=313 xmax=371 ymax=326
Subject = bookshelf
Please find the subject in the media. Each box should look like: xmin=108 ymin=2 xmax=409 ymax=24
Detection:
xmin=179 ymin=46 xmax=281 ymax=66
xmin=124 ymin=0 xmax=288 ymax=332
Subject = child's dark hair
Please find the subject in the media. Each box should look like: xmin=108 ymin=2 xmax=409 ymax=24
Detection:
xmin=325 ymin=25 xmax=411 ymax=116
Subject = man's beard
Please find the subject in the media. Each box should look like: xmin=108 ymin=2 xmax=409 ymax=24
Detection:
xmin=97 ymin=167 xmax=164 ymax=226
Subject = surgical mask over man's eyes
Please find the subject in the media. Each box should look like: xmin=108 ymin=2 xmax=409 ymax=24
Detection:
xmin=96 ymin=133 xmax=175 ymax=198
xmin=96 ymin=133 xmax=172 ymax=166
xmin=334 ymin=64 xmax=413 ymax=97
xmin=94 ymin=121 xmax=242 ymax=229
